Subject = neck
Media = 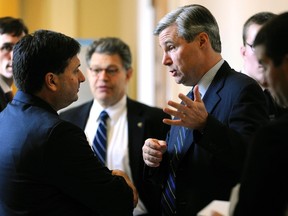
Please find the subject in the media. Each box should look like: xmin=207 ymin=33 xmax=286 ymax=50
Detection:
xmin=0 ymin=75 xmax=13 ymax=87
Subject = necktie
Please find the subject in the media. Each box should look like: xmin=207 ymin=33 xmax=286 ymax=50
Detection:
xmin=92 ymin=110 xmax=109 ymax=165
xmin=161 ymin=89 xmax=193 ymax=216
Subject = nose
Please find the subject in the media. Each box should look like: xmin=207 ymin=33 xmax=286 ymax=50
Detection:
xmin=79 ymin=70 xmax=85 ymax=83
xmin=162 ymin=52 xmax=172 ymax=66
xmin=8 ymin=50 xmax=13 ymax=59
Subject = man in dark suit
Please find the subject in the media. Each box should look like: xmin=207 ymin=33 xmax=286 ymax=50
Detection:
xmin=240 ymin=11 xmax=287 ymax=121
xmin=0 ymin=16 xmax=28 ymax=111
xmin=234 ymin=12 xmax=288 ymax=216
xmin=142 ymin=4 xmax=269 ymax=216
xmin=0 ymin=30 xmax=137 ymax=216
xmin=59 ymin=37 xmax=170 ymax=216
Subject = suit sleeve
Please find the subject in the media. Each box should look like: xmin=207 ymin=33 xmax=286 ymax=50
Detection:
xmin=43 ymin=121 xmax=134 ymax=216
xmin=194 ymin=80 xmax=269 ymax=172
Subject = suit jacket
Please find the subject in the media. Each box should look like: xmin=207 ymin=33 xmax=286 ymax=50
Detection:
xmin=0 ymin=87 xmax=8 ymax=112
xmin=234 ymin=113 xmax=288 ymax=216
xmin=263 ymin=88 xmax=288 ymax=120
xmin=59 ymin=97 xmax=171 ymax=215
xmin=144 ymin=61 xmax=270 ymax=216
xmin=0 ymin=91 xmax=134 ymax=216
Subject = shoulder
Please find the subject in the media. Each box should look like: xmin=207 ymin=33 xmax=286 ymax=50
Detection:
xmin=59 ymin=101 xmax=92 ymax=118
xmin=127 ymin=97 xmax=169 ymax=118
xmin=221 ymin=63 xmax=257 ymax=86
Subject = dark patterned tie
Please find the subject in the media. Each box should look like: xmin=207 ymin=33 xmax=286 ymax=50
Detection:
xmin=92 ymin=110 xmax=109 ymax=165
xmin=161 ymin=89 xmax=193 ymax=216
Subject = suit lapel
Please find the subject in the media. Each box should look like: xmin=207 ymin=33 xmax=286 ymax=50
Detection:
xmin=75 ymin=101 xmax=93 ymax=130
xmin=202 ymin=61 xmax=228 ymax=113
xmin=174 ymin=61 xmax=230 ymax=161
xmin=127 ymin=98 xmax=145 ymax=180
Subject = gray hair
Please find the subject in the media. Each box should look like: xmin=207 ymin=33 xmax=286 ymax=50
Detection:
xmin=86 ymin=37 xmax=132 ymax=70
xmin=153 ymin=4 xmax=221 ymax=53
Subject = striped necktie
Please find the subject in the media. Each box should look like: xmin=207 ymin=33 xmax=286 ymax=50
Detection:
xmin=161 ymin=89 xmax=193 ymax=215
xmin=92 ymin=110 xmax=109 ymax=165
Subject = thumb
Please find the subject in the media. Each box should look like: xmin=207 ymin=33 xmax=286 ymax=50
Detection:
xmin=158 ymin=140 xmax=167 ymax=153
xmin=193 ymin=85 xmax=202 ymax=101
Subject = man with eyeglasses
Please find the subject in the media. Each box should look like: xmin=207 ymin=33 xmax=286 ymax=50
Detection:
xmin=60 ymin=37 xmax=171 ymax=216
xmin=0 ymin=17 xmax=28 ymax=112
xmin=240 ymin=12 xmax=286 ymax=120
xmin=227 ymin=12 xmax=287 ymax=215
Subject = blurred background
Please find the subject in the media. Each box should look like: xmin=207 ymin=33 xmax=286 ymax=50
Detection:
xmin=1 ymin=0 xmax=287 ymax=111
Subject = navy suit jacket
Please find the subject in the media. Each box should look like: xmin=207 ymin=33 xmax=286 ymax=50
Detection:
xmin=60 ymin=97 xmax=171 ymax=215
xmin=0 ymin=91 xmax=134 ymax=216
xmin=144 ymin=61 xmax=270 ymax=216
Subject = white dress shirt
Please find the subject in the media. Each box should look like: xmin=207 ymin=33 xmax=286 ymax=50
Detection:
xmin=84 ymin=95 xmax=147 ymax=215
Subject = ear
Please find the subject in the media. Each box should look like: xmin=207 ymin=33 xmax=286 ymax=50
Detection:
xmin=126 ymin=68 xmax=133 ymax=81
xmin=198 ymin=32 xmax=209 ymax=47
xmin=240 ymin=45 xmax=246 ymax=57
xmin=44 ymin=72 xmax=58 ymax=91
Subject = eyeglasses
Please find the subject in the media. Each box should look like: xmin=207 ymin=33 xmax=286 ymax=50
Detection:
xmin=0 ymin=43 xmax=14 ymax=55
xmin=246 ymin=42 xmax=255 ymax=52
xmin=89 ymin=67 xmax=120 ymax=77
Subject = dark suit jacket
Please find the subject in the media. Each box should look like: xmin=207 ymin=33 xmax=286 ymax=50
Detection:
xmin=234 ymin=113 xmax=288 ymax=216
xmin=0 ymin=87 xmax=8 ymax=112
xmin=263 ymin=88 xmax=288 ymax=120
xmin=144 ymin=61 xmax=270 ymax=216
xmin=59 ymin=97 xmax=171 ymax=215
xmin=0 ymin=91 xmax=134 ymax=216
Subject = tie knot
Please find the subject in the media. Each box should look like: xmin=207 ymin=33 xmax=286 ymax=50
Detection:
xmin=99 ymin=110 xmax=109 ymax=121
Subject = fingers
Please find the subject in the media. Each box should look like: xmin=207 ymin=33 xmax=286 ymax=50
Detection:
xmin=112 ymin=169 xmax=138 ymax=207
xmin=131 ymin=183 xmax=138 ymax=208
xmin=142 ymin=139 xmax=166 ymax=167
xmin=163 ymin=85 xmax=208 ymax=128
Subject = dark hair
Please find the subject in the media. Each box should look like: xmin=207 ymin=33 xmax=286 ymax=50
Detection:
xmin=254 ymin=12 xmax=288 ymax=67
xmin=12 ymin=29 xmax=80 ymax=93
xmin=242 ymin=12 xmax=275 ymax=45
xmin=85 ymin=37 xmax=132 ymax=70
xmin=153 ymin=4 xmax=221 ymax=53
xmin=0 ymin=16 xmax=28 ymax=36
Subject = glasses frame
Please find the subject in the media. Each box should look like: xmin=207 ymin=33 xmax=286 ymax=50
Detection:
xmin=245 ymin=42 xmax=255 ymax=52
xmin=88 ymin=67 xmax=120 ymax=77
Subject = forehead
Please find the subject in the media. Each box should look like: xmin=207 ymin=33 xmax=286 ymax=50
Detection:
xmin=246 ymin=24 xmax=262 ymax=42
xmin=158 ymin=24 xmax=179 ymax=45
xmin=0 ymin=32 xmax=24 ymax=44
xmin=90 ymin=52 xmax=123 ymax=65
xmin=67 ymin=55 xmax=80 ymax=68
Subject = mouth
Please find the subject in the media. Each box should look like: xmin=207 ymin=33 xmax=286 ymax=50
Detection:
xmin=6 ymin=64 xmax=13 ymax=72
xmin=170 ymin=69 xmax=178 ymax=77
xmin=97 ymin=85 xmax=110 ymax=92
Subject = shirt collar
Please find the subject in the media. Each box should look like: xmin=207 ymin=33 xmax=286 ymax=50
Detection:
xmin=197 ymin=59 xmax=224 ymax=98
xmin=91 ymin=95 xmax=127 ymax=123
